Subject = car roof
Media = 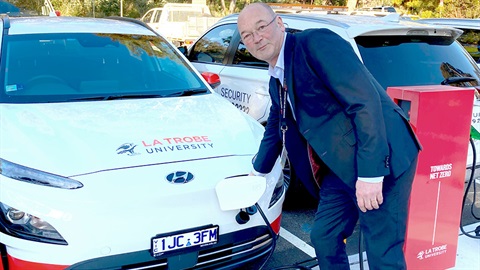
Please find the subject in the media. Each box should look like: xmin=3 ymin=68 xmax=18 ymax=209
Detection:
xmin=3 ymin=16 xmax=156 ymax=35
xmin=218 ymin=13 xmax=463 ymax=39
xmin=416 ymin=18 xmax=480 ymax=30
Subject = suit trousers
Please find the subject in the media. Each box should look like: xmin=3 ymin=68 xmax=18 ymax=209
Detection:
xmin=310 ymin=158 xmax=417 ymax=270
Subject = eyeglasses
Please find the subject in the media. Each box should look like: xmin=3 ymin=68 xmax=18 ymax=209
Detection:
xmin=241 ymin=16 xmax=277 ymax=43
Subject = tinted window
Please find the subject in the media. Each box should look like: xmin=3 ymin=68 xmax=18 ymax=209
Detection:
xmin=457 ymin=28 xmax=480 ymax=64
xmin=232 ymin=41 xmax=268 ymax=67
xmin=356 ymin=35 xmax=480 ymax=89
xmin=190 ymin=24 xmax=235 ymax=64
xmin=1 ymin=33 xmax=205 ymax=103
xmin=231 ymin=28 xmax=300 ymax=68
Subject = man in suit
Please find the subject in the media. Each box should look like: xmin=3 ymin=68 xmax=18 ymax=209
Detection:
xmin=238 ymin=3 xmax=421 ymax=270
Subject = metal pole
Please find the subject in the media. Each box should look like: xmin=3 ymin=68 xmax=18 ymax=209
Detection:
xmin=120 ymin=0 xmax=123 ymax=17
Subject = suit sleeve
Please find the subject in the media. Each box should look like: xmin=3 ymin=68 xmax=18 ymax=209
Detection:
xmin=299 ymin=29 xmax=390 ymax=177
xmin=253 ymin=77 xmax=283 ymax=174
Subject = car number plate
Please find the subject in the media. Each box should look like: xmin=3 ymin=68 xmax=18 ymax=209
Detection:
xmin=151 ymin=225 xmax=219 ymax=257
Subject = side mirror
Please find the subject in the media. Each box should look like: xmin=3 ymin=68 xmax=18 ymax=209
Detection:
xmin=201 ymin=72 xmax=221 ymax=89
xmin=215 ymin=176 xmax=266 ymax=211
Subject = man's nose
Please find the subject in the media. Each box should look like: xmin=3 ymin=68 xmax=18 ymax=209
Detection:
xmin=252 ymin=31 xmax=262 ymax=42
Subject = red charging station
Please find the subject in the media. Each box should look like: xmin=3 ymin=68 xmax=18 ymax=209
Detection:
xmin=387 ymin=85 xmax=474 ymax=269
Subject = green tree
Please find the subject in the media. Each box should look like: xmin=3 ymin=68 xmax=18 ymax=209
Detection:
xmin=9 ymin=0 xmax=46 ymax=15
xmin=51 ymin=0 xmax=91 ymax=17
xmin=440 ymin=0 xmax=480 ymax=18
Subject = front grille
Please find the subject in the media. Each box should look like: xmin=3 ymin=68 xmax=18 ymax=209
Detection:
xmin=67 ymin=226 xmax=274 ymax=270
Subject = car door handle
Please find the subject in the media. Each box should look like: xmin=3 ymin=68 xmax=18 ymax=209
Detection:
xmin=255 ymin=87 xmax=269 ymax=96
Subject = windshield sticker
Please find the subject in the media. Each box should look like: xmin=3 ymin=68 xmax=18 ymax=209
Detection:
xmin=5 ymin=84 xmax=22 ymax=92
xmin=117 ymin=136 xmax=214 ymax=156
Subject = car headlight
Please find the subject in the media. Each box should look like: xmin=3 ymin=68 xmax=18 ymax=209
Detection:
xmin=0 ymin=158 xmax=83 ymax=189
xmin=0 ymin=202 xmax=67 ymax=245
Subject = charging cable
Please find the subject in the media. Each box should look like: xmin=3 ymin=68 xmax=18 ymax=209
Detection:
xmin=254 ymin=202 xmax=277 ymax=270
xmin=460 ymin=138 xmax=480 ymax=239
xmin=255 ymin=202 xmax=320 ymax=270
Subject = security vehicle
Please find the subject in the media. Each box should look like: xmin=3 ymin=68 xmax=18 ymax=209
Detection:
xmin=183 ymin=13 xmax=480 ymax=180
xmin=0 ymin=15 xmax=285 ymax=269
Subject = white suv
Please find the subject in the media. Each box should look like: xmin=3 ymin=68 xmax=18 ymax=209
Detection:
xmin=184 ymin=13 xmax=480 ymax=182
xmin=0 ymin=14 xmax=285 ymax=270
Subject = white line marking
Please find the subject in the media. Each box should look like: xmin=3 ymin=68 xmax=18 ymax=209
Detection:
xmin=279 ymin=227 xmax=316 ymax=257
xmin=432 ymin=181 xmax=441 ymax=245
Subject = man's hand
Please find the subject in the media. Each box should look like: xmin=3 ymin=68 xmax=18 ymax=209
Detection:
xmin=356 ymin=180 xmax=383 ymax=212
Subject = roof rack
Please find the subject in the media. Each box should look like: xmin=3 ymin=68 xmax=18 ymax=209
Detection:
xmin=267 ymin=3 xmax=348 ymax=14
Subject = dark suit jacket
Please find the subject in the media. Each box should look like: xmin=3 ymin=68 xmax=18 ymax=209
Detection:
xmin=253 ymin=29 xmax=421 ymax=191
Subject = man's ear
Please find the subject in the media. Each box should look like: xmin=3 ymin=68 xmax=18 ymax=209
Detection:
xmin=277 ymin=16 xmax=286 ymax=31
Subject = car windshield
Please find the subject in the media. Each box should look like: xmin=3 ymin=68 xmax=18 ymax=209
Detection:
xmin=356 ymin=35 xmax=480 ymax=89
xmin=0 ymin=32 xmax=207 ymax=103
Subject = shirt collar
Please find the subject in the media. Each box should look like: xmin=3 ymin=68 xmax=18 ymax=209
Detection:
xmin=268 ymin=33 xmax=287 ymax=85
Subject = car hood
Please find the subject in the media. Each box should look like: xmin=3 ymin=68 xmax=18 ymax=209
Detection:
xmin=0 ymin=94 xmax=261 ymax=176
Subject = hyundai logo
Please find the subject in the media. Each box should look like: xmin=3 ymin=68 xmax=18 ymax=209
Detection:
xmin=166 ymin=171 xmax=195 ymax=184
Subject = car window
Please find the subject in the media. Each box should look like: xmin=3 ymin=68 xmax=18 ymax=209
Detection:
xmin=457 ymin=28 xmax=480 ymax=64
xmin=1 ymin=33 xmax=206 ymax=103
xmin=356 ymin=35 xmax=480 ymax=89
xmin=154 ymin=10 xmax=162 ymax=22
xmin=190 ymin=24 xmax=235 ymax=64
xmin=141 ymin=10 xmax=153 ymax=23
xmin=232 ymin=41 xmax=268 ymax=68
xmin=231 ymin=28 xmax=300 ymax=68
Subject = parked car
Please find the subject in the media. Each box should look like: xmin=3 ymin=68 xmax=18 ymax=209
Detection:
xmin=417 ymin=18 xmax=480 ymax=67
xmin=0 ymin=15 xmax=285 ymax=269
xmin=140 ymin=3 xmax=220 ymax=46
xmin=182 ymin=13 xmax=480 ymax=190
xmin=351 ymin=5 xmax=397 ymax=16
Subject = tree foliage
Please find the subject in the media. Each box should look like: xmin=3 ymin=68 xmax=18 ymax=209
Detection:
xmin=440 ymin=0 xmax=480 ymax=18
xmin=14 ymin=0 xmax=480 ymax=19
xmin=389 ymin=0 xmax=480 ymax=18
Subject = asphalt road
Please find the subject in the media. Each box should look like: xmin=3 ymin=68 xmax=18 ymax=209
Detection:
xmin=260 ymin=171 xmax=480 ymax=270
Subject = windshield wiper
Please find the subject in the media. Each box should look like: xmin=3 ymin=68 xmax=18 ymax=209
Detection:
xmin=441 ymin=76 xmax=477 ymax=85
xmin=440 ymin=62 xmax=478 ymax=86
xmin=70 ymin=94 xmax=165 ymax=101
xmin=164 ymin=89 xmax=209 ymax=97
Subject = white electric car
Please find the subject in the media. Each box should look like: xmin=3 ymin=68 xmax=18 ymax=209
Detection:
xmin=0 ymin=15 xmax=285 ymax=269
